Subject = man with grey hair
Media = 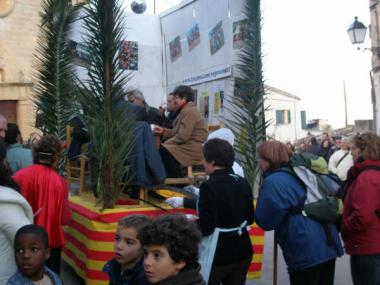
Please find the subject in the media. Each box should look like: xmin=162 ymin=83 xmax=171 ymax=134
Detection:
xmin=127 ymin=90 xmax=159 ymax=124
xmin=128 ymin=90 xmax=145 ymax=106
xmin=328 ymin=136 xmax=353 ymax=181
xmin=0 ymin=114 xmax=7 ymax=139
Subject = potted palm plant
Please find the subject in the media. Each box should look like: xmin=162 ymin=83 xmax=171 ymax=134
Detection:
xmin=227 ymin=0 xmax=268 ymax=193
xmin=76 ymin=0 xmax=136 ymax=209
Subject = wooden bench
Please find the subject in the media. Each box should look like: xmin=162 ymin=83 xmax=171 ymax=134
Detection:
xmin=164 ymin=164 xmax=206 ymax=186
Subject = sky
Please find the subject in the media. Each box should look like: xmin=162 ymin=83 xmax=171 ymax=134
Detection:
xmin=124 ymin=0 xmax=372 ymax=129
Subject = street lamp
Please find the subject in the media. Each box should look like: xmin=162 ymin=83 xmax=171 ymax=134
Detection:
xmin=347 ymin=16 xmax=367 ymax=45
xmin=347 ymin=16 xmax=377 ymax=133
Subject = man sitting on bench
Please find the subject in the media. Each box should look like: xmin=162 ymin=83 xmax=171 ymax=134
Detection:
xmin=153 ymin=85 xmax=208 ymax=178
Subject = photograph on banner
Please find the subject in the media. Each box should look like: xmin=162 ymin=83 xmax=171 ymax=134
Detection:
xmin=119 ymin=41 xmax=138 ymax=70
xmin=209 ymin=21 xmax=225 ymax=55
xmin=169 ymin=36 xmax=182 ymax=62
xmin=200 ymin=92 xmax=210 ymax=118
xmin=220 ymin=91 xmax=225 ymax=113
xmin=233 ymin=19 xmax=248 ymax=49
xmin=214 ymin=92 xmax=220 ymax=114
xmin=214 ymin=91 xmax=225 ymax=114
xmin=68 ymin=40 xmax=91 ymax=68
xmin=187 ymin=23 xmax=201 ymax=52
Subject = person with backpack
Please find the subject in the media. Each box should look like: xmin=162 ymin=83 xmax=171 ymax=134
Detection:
xmin=342 ymin=133 xmax=380 ymax=285
xmin=255 ymin=141 xmax=343 ymax=285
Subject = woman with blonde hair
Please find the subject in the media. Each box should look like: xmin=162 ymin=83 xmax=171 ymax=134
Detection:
xmin=255 ymin=141 xmax=343 ymax=285
xmin=342 ymin=133 xmax=380 ymax=285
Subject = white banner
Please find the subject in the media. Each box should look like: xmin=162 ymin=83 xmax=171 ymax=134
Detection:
xmin=182 ymin=66 xmax=232 ymax=85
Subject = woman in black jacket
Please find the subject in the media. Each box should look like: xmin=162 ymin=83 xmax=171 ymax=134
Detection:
xmin=197 ymin=138 xmax=254 ymax=285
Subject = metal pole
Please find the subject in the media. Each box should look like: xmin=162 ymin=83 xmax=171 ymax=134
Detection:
xmin=343 ymin=80 xmax=348 ymax=127
xmin=154 ymin=0 xmax=156 ymax=14
xmin=273 ymin=233 xmax=277 ymax=285
xmin=370 ymin=69 xmax=377 ymax=133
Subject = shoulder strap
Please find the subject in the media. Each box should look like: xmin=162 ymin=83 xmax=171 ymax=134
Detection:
xmin=274 ymin=167 xmax=307 ymax=189
xmin=359 ymin=165 xmax=380 ymax=173
xmin=336 ymin=151 xmax=349 ymax=167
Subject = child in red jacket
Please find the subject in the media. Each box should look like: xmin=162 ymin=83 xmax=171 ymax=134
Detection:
xmin=13 ymin=135 xmax=71 ymax=275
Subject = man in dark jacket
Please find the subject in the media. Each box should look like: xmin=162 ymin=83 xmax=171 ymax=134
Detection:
xmin=306 ymin=136 xmax=321 ymax=155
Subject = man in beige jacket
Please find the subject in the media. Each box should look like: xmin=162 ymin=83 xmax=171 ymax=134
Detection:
xmin=154 ymin=86 xmax=208 ymax=177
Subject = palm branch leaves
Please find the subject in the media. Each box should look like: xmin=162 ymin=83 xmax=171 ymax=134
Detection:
xmin=78 ymin=0 xmax=135 ymax=208
xmin=33 ymin=0 xmax=79 ymax=139
xmin=227 ymin=0 xmax=269 ymax=191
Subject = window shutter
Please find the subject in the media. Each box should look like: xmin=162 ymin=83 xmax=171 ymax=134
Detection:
xmin=301 ymin=110 xmax=307 ymax=129
xmin=276 ymin=110 xmax=282 ymax=124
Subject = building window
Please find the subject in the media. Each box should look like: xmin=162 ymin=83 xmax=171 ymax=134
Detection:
xmin=276 ymin=110 xmax=291 ymax=125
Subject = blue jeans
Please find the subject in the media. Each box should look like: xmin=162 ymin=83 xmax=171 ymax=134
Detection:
xmin=350 ymin=254 xmax=380 ymax=285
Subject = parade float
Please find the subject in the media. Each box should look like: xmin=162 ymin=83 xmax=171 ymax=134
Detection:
xmin=33 ymin=0 xmax=266 ymax=284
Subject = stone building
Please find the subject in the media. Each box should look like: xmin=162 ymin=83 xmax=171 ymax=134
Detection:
xmin=0 ymin=0 xmax=42 ymax=138
xmin=370 ymin=0 xmax=380 ymax=134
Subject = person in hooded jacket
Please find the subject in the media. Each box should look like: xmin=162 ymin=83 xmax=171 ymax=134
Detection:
xmin=342 ymin=133 xmax=380 ymax=285
xmin=255 ymin=141 xmax=343 ymax=285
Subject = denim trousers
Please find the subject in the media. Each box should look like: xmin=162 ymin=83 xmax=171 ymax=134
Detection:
xmin=350 ymin=254 xmax=380 ymax=285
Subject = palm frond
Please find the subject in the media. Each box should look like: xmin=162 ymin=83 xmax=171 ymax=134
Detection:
xmin=77 ymin=0 xmax=136 ymax=209
xmin=33 ymin=0 xmax=80 ymax=140
xmin=226 ymin=0 xmax=268 ymax=192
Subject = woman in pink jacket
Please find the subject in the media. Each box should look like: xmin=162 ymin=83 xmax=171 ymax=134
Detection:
xmin=342 ymin=133 xmax=380 ymax=285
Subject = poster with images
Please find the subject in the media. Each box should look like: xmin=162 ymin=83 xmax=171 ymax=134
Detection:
xmin=200 ymin=92 xmax=210 ymax=119
xmin=169 ymin=36 xmax=182 ymax=62
xmin=233 ymin=19 xmax=249 ymax=49
xmin=119 ymin=41 xmax=138 ymax=70
xmin=187 ymin=23 xmax=201 ymax=52
xmin=68 ymin=40 xmax=91 ymax=68
xmin=209 ymin=21 xmax=225 ymax=55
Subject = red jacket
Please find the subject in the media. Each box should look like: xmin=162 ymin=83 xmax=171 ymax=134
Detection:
xmin=13 ymin=164 xmax=71 ymax=248
xmin=342 ymin=160 xmax=380 ymax=255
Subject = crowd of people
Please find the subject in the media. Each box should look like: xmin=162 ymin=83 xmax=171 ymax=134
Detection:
xmin=0 ymin=83 xmax=379 ymax=285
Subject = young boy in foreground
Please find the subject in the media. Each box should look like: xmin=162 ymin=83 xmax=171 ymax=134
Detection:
xmin=103 ymin=214 xmax=152 ymax=285
xmin=138 ymin=214 xmax=205 ymax=285
xmin=6 ymin=224 xmax=63 ymax=285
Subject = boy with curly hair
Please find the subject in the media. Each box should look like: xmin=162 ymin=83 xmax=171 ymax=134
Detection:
xmin=138 ymin=214 xmax=205 ymax=285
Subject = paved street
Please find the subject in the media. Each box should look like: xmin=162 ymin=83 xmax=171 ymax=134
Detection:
xmin=248 ymin=231 xmax=352 ymax=285
xmin=62 ymin=230 xmax=352 ymax=285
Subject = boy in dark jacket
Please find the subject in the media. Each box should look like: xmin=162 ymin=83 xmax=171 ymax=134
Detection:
xmin=103 ymin=215 xmax=151 ymax=285
xmin=139 ymin=214 xmax=205 ymax=285
xmin=6 ymin=225 xmax=63 ymax=285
